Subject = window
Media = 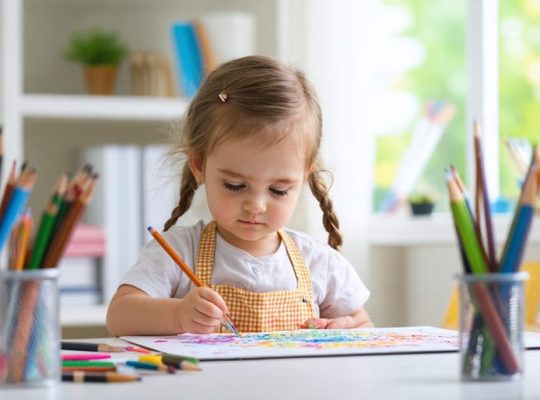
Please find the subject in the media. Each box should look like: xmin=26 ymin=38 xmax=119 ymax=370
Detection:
xmin=373 ymin=1 xmax=466 ymax=212
xmin=499 ymin=0 xmax=540 ymax=199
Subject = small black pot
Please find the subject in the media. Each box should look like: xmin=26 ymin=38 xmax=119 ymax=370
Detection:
xmin=410 ymin=202 xmax=434 ymax=216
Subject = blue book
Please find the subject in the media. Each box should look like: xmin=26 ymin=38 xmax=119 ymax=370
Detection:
xmin=171 ymin=21 xmax=204 ymax=98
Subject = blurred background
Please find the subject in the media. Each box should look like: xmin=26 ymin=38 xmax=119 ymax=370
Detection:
xmin=1 ymin=0 xmax=539 ymax=337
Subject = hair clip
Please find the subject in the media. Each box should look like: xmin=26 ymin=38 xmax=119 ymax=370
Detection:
xmin=218 ymin=92 xmax=228 ymax=103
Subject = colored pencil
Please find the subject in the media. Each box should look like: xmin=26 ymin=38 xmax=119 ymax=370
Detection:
xmin=0 ymin=167 xmax=37 ymax=251
xmin=0 ymin=126 xmax=3 ymax=187
xmin=62 ymin=371 xmax=141 ymax=383
xmin=62 ymin=353 xmax=111 ymax=361
xmin=125 ymin=346 xmax=152 ymax=354
xmin=0 ymin=160 xmax=17 ymax=219
xmin=61 ymin=341 xmax=125 ymax=353
xmin=473 ymin=121 xmax=497 ymax=272
xmin=42 ymin=174 xmax=98 ymax=268
xmin=139 ymin=353 xmax=200 ymax=369
xmin=447 ymin=176 xmax=489 ymax=275
xmin=147 ymin=226 xmax=240 ymax=336
xmin=27 ymin=174 xmax=68 ymax=269
xmin=499 ymin=164 xmax=537 ymax=274
xmin=62 ymin=361 xmax=116 ymax=368
xmin=125 ymin=361 xmax=177 ymax=374
xmin=11 ymin=208 xmax=32 ymax=270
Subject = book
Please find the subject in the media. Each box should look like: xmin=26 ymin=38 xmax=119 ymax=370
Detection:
xmin=171 ymin=21 xmax=204 ymax=97
xmin=80 ymin=145 xmax=142 ymax=303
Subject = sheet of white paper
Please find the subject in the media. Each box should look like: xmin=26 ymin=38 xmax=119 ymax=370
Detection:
xmin=121 ymin=326 xmax=461 ymax=361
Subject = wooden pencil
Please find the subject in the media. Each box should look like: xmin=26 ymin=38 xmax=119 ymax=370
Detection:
xmin=499 ymin=164 xmax=537 ymax=274
xmin=0 ymin=160 xmax=17 ymax=220
xmin=62 ymin=371 xmax=141 ymax=383
xmin=0 ymin=166 xmax=37 ymax=251
xmin=147 ymin=226 xmax=240 ymax=336
xmin=27 ymin=174 xmax=68 ymax=269
xmin=42 ymin=174 xmax=98 ymax=268
xmin=12 ymin=208 xmax=32 ymax=270
xmin=61 ymin=341 xmax=125 ymax=352
xmin=473 ymin=121 xmax=497 ymax=272
xmin=0 ymin=126 xmax=3 ymax=187
xmin=447 ymin=175 xmax=489 ymax=275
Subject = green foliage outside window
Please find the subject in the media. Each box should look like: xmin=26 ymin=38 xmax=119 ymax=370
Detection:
xmin=374 ymin=1 xmax=466 ymax=212
xmin=374 ymin=0 xmax=538 ymax=212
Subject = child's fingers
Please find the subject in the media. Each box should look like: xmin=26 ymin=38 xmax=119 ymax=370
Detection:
xmin=198 ymin=287 xmax=229 ymax=316
xmin=188 ymin=319 xmax=220 ymax=334
xmin=301 ymin=318 xmax=329 ymax=329
xmin=326 ymin=316 xmax=353 ymax=329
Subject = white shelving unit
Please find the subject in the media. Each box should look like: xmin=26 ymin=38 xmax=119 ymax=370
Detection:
xmin=2 ymin=0 xmax=295 ymax=326
xmin=366 ymin=214 xmax=540 ymax=246
xmin=20 ymin=94 xmax=189 ymax=121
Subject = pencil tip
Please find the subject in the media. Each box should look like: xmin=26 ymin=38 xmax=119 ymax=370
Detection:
xmin=147 ymin=226 xmax=153 ymax=232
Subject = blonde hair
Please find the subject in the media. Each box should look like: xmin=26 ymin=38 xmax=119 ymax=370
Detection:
xmin=164 ymin=55 xmax=343 ymax=249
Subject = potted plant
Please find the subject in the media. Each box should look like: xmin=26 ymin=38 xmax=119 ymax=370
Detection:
xmin=408 ymin=192 xmax=437 ymax=216
xmin=63 ymin=29 xmax=127 ymax=95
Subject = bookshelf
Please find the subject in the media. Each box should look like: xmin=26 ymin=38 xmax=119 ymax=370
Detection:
xmin=2 ymin=0 xmax=296 ymax=328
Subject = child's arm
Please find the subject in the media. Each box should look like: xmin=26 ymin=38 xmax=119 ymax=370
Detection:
xmin=302 ymin=306 xmax=373 ymax=329
xmin=106 ymin=284 xmax=230 ymax=337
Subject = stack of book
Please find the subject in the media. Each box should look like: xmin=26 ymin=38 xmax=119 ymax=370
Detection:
xmin=59 ymin=224 xmax=105 ymax=306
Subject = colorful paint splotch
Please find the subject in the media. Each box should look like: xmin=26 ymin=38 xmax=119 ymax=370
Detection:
xmin=122 ymin=326 xmax=459 ymax=361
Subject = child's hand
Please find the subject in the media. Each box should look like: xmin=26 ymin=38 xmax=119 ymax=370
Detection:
xmin=301 ymin=308 xmax=373 ymax=329
xmin=178 ymin=287 xmax=229 ymax=334
xmin=301 ymin=317 xmax=351 ymax=329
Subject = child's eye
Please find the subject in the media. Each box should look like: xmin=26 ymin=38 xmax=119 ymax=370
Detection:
xmin=224 ymin=182 xmax=245 ymax=192
xmin=270 ymin=188 xmax=289 ymax=197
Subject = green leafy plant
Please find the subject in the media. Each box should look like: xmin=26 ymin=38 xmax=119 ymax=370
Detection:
xmin=63 ymin=29 xmax=127 ymax=67
xmin=408 ymin=192 xmax=437 ymax=205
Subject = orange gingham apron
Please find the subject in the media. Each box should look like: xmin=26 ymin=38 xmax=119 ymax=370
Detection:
xmin=195 ymin=221 xmax=315 ymax=333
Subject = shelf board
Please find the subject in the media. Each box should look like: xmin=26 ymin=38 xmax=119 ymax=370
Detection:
xmin=21 ymin=94 xmax=190 ymax=121
xmin=366 ymin=213 xmax=540 ymax=246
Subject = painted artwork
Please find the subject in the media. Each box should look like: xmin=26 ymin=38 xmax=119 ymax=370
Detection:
xmin=121 ymin=326 xmax=460 ymax=361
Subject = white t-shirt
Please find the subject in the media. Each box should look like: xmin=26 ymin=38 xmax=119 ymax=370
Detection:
xmin=121 ymin=221 xmax=370 ymax=318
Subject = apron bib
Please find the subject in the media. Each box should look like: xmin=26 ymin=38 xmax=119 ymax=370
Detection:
xmin=195 ymin=222 xmax=314 ymax=332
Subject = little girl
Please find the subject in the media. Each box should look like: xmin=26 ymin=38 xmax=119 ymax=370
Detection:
xmin=106 ymin=55 xmax=372 ymax=336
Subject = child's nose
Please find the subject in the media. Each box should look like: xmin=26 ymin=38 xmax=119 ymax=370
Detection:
xmin=243 ymin=196 xmax=267 ymax=214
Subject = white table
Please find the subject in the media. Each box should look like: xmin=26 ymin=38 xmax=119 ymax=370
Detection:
xmin=2 ymin=339 xmax=540 ymax=400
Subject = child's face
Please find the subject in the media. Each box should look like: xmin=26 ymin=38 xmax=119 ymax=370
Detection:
xmin=194 ymin=131 xmax=307 ymax=255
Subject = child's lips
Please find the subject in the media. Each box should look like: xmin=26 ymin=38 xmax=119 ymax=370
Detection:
xmin=239 ymin=219 xmax=263 ymax=225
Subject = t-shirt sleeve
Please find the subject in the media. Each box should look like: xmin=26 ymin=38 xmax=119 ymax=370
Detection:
xmin=119 ymin=224 xmax=200 ymax=298
xmin=318 ymin=248 xmax=370 ymax=319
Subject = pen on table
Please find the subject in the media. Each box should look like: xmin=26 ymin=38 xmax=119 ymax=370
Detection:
xmin=147 ymin=226 xmax=241 ymax=336
xmin=61 ymin=341 xmax=126 ymax=352
xmin=62 ymin=371 xmax=141 ymax=383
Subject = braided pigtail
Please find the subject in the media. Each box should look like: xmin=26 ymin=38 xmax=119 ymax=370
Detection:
xmin=163 ymin=164 xmax=198 ymax=231
xmin=307 ymin=170 xmax=343 ymax=250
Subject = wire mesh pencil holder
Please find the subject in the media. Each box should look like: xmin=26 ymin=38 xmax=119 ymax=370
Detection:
xmin=456 ymin=272 xmax=528 ymax=382
xmin=0 ymin=269 xmax=60 ymax=387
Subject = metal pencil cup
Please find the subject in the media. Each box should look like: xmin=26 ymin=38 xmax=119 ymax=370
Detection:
xmin=0 ymin=269 xmax=60 ymax=387
xmin=456 ymin=272 xmax=528 ymax=382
